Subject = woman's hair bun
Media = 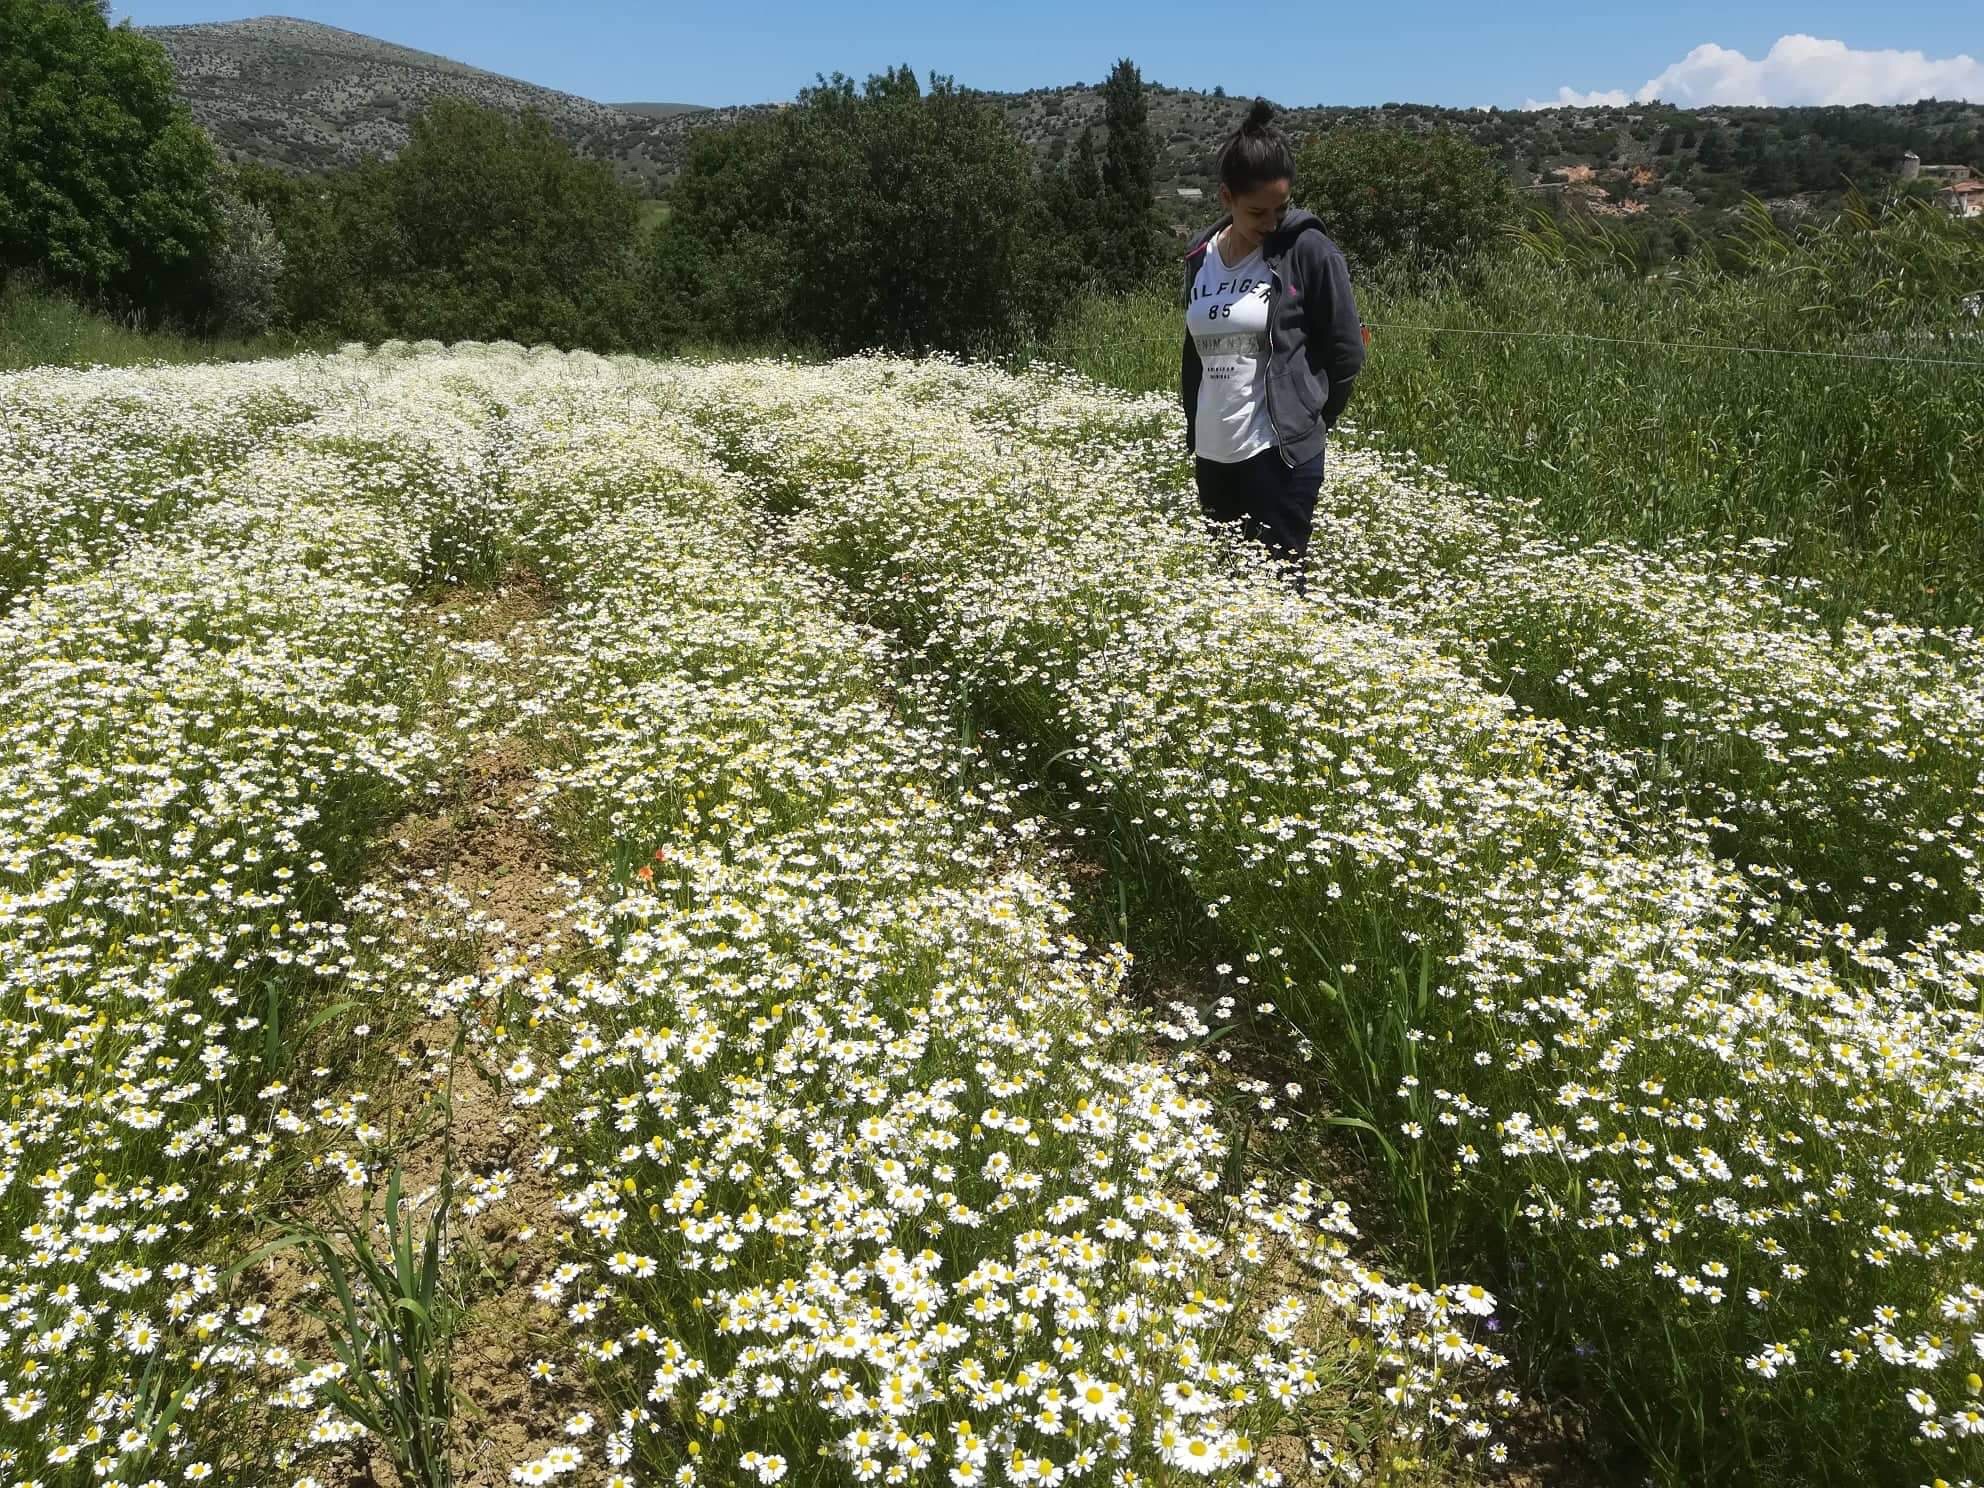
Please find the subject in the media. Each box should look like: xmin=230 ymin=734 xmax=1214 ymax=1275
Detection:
xmin=1216 ymin=96 xmax=1294 ymax=192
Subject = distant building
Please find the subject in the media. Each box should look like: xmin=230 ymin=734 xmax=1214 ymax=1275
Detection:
xmin=1899 ymin=153 xmax=1981 ymax=215
xmin=1175 ymin=187 xmax=1203 ymax=200
xmin=1942 ymin=180 xmax=1984 ymax=219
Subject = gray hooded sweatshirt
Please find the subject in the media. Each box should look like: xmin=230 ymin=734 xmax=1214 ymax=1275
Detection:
xmin=1180 ymin=208 xmax=1365 ymax=467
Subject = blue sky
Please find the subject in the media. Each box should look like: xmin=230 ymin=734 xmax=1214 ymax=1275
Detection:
xmin=114 ymin=2 xmax=1984 ymax=110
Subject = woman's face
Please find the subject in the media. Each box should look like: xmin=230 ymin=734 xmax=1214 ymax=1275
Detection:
xmin=1220 ymin=178 xmax=1292 ymax=245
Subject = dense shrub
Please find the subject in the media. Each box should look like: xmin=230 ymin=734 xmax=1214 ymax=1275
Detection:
xmin=659 ymin=66 xmax=1037 ymax=355
xmin=207 ymin=189 xmax=285 ymax=336
xmin=237 ymin=101 xmax=665 ymax=350
xmin=1295 ymin=126 xmax=1513 ymax=276
xmin=0 ymin=0 xmax=218 ymax=317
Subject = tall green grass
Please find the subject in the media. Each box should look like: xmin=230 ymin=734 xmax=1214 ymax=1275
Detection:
xmin=0 ymin=275 xmax=327 ymax=371
xmin=1034 ymin=248 xmax=1984 ymax=632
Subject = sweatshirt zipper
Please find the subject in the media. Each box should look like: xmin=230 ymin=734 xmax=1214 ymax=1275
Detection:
xmin=1265 ymin=259 xmax=1293 ymax=468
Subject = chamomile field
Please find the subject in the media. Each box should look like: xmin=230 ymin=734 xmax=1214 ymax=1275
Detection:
xmin=2 ymin=343 xmax=1980 ymax=1488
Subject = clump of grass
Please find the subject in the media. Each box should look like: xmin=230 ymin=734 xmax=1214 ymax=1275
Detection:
xmin=282 ymin=1167 xmax=459 ymax=1488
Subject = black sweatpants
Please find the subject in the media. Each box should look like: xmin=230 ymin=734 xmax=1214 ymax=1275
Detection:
xmin=1194 ymin=445 xmax=1324 ymax=595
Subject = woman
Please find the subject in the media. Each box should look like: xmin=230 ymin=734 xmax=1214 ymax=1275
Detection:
xmin=1181 ymin=98 xmax=1365 ymax=595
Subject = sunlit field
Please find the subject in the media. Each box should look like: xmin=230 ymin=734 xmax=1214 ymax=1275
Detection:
xmin=3 ymin=343 xmax=1979 ymax=1488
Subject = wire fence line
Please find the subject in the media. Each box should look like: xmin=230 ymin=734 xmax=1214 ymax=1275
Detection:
xmin=1362 ymin=321 xmax=1984 ymax=370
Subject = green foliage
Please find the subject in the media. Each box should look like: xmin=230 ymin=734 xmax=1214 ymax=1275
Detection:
xmin=238 ymin=100 xmax=662 ymax=349
xmin=1717 ymin=190 xmax=1984 ymax=325
xmin=1295 ymin=125 xmax=1514 ymax=275
xmin=661 ymin=66 xmax=1035 ymax=354
xmin=1027 ymin=125 xmax=1110 ymax=303
xmin=0 ymin=0 xmax=219 ymax=311
xmin=208 ymin=187 xmax=285 ymax=336
xmin=0 ymin=269 xmax=320 ymax=368
xmin=1514 ymin=205 xmax=1657 ymax=276
xmin=1099 ymin=57 xmax=1164 ymax=291
xmin=234 ymin=1166 xmax=458 ymax=1488
xmin=1520 ymin=190 xmax=1984 ymax=315
xmin=1034 ymin=279 xmax=1176 ymax=393
xmin=234 ymin=157 xmax=404 ymax=340
xmin=382 ymin=99 xmax=649 ymax=345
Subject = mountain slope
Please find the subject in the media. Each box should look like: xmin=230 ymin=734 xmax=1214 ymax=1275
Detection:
xmin=142 ymin=16 xmax=1983 ymax=217
xmin=142 ymin=16 xmax=770 ymax=191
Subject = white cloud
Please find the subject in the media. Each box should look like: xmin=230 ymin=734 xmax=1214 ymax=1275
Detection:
xmin=1524 ymin=34 xmax=1984 ymax=110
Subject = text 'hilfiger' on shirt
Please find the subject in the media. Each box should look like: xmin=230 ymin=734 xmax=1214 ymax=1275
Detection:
xmin=1188 ymin=232 xmax=1274 ymax=464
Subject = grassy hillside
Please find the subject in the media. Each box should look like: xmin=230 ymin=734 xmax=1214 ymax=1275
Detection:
xmin=610 ymin=101 xmax=714 ymax=119
xmin=142 ymin=16 xmax=779 ymax=191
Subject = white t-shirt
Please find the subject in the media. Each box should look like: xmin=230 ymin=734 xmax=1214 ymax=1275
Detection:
xmin=1188 ymin=230 xmax=1274 ymax=463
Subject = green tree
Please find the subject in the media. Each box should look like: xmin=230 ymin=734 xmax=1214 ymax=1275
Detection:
xmin=235 ymin=100 xmax=661 ymax=349
xmin=1019 ymin=122 xmax=1109 ymax=319
xmin=651 ymin=110 xmax=786 ymax=345
xmin=0 ymin=0 xmax=218 ymax=313
xmin=662 ymin=66 xmax=1034 ymax=353
xmin=1295 ymin=125 xmax=1513 ymax=275
xmin=243 ymin=100 xmax=657 ymax=348
xmin=1099 ymin=57 xmax=1162 ymax=291
xmin=1070 ymin=124 xmax=1105 ymax=214
xmin=1051 ymin=125 xmax=1107 ymax=266
xmin=208 ymin=181 xmax=285 ymax=335
xmin=378 ymin=98 xmax=647 ymax=346
xmin=235 ymin=158 xmax=403 ymax=340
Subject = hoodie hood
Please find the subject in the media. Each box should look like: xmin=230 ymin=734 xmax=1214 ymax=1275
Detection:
xmin=1185 ymin=207 xmax=1326 ymax=260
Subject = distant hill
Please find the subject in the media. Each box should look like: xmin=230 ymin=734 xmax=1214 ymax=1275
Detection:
xmin=1003 ymin=86 xmax=1984 ymax=227
xmin=611 ymin=103 xmax=713 ymax=120
xmin=141 ymin=16 xmax=774 ymax=191
xmin=143 ymin=16 xmax=1984 ymax=219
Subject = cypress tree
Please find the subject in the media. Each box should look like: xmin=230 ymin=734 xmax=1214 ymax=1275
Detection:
xmin=1100 ymin=57 xmax=1162 ymax=290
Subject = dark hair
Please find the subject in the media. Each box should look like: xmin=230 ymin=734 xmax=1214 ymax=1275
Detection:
xmin=1216 ymin=98 xmax=1295 ymax=194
